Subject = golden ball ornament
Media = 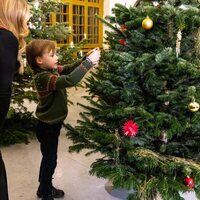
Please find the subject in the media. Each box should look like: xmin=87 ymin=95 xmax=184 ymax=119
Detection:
xmin=188 ymin=101 xmax=200 ymax=112
xmin=142 ymin=16 xmax=153 ymax=30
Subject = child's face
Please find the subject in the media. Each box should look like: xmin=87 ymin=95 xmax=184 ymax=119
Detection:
xmin=37 ymin=50 xmax=58 ymax=70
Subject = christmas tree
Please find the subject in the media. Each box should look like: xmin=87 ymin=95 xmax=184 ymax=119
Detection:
xmin=65 ymin=1 xmax=200 ymax=199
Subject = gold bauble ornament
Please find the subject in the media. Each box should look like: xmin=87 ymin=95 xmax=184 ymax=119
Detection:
xmin=142 ymin=16 xmax=153 ymax=30
xmin=188 ymin=102 xmax=200 ymax=112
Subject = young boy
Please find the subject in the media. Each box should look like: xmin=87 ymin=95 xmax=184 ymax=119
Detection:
xmin=26 ymin=39 xmax=100 ymax=200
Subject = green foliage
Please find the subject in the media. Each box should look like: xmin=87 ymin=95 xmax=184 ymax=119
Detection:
xmin=57 ymin=38 xmax=88 ymax=64
xmin=65 ymin=1 xmax=200 ymax=199
xmin=27 ymin=0 xmax=70 ymax=42
xmin=0 ymin=108 xmax=37 ymax=146
xmin=3 ymin=68 xmax=38 ymax=146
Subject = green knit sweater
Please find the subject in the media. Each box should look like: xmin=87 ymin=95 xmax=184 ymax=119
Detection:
xmin=33 ymin=59 xmax=93 ymax=124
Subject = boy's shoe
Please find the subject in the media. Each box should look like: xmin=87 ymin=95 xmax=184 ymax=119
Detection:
xmin=37 ymin=186 xmax=65 ymax=198
xmin=42 ymin=196 xmax=54 ymax=200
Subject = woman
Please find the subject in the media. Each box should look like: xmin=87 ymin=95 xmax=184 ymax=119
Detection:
xmin=0 ymin=0 xmax=30 ymax=199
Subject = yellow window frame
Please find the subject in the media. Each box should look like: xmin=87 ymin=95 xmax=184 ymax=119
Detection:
xmin=50 ymin=0 xmax=103 ymax=50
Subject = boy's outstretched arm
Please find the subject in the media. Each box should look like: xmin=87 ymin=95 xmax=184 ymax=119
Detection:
xmin=35 ymin=48 xmax=101 ymax=91
xmin=59 ymin=47 xmax=101 ymax=75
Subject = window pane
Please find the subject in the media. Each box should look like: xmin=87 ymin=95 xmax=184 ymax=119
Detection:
xmin=45 ymin=14 xmax=52 ymax=26
xmin=56 ymin=4 xmax=70 ymax=44
xmin=73 ymin=5 xmax=84 ymax=43
xmin=56 ymin=5 xmax=69 ymax=24
xmin=63 ymin=5 xmax=67 ymax=13
xmin=88 ymin=7 xmax=99 ymax=44
xmin=56 ymin=14 xmax=60 ymax=22
xmin=88 ymin=0 xmax=99 ymax=3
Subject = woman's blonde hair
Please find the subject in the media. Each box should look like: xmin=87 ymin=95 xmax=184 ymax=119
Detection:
xmin=0 ymin=0 xmax=30 ymax=74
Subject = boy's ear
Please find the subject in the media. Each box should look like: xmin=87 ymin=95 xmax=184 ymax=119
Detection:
xmin=36 ymin=56 xmax=43 ymax=65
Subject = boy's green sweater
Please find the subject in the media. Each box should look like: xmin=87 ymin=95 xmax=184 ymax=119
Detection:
xmin=33 ymin=59 xmax=93 ymax=124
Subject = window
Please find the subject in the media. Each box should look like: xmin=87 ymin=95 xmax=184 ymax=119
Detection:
xmin=49 ymin=0 xmax=103 ymax=50
xmin=73 ymin=5 xmax=85 ymax=43
xmin=56 ymin=4 xmax=70 ymax=43
xmin=56 ymin=4 xmax=69 ymax=25
xmin=88 ymin=7 xmax=99 ymax=44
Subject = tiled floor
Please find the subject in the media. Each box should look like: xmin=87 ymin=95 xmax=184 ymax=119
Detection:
xmin=1 ymin=86 xmax=198 ymax=200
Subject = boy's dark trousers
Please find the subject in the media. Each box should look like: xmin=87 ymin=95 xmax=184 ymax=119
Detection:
xmin=36 ymin=120 xmax=62 ymax=197
xmin=0 ymin=151 xmax=9 ymax=200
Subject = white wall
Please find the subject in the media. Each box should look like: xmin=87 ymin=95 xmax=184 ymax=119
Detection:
xmin=104 ymin=0 xmax=137 ymax=16
xmin=103 ymin=0 xmax=137 ymax=47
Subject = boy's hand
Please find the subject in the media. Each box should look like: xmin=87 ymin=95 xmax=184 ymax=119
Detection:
xmin=86 ymin=47 xmax=101 ymax=66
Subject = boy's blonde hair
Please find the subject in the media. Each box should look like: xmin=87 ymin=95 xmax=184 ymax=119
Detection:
xmin=26 ymin=39 xmax=56 ymax=70
xmin=0 ymin=0 xmax=30 ymax=74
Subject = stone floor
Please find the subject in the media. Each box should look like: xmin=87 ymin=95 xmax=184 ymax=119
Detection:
xmin=0 ymin=86 xmax=198 ymax=200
